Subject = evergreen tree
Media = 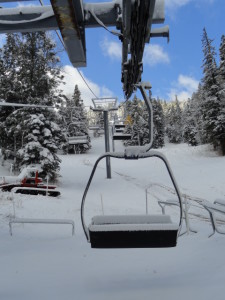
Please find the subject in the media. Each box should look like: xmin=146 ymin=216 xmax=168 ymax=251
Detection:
xmin=7 ymin=108 xmax=63 ymax=180
xmin=219 ymin=35 xmax=225 ymax=85
xmin=191 ymin=85 xmax=207 ymax=144
xmin=182 ymin=99 xmax=199 ymax=146
xmin=0 ymin=34 xmax=23 ymax=121
xmin=95 ymin=110 xmax=104 ymax=128
xmin=166 ymin=97 xmax=183 ymax=143
xmin=59 ymin=84 xmax=91 ymax=153
xmin=0 ymin=32 xmax=65 ymax=178
xmin=152 ymin=99 xmax=165 ymax=148
xmin=123 ymin=96 xmax=165 ymax=148
xmin=216 ymin=35 xmax=225 ymax=154
xmin=123 ymin=96 xmax=144 ymax=146
xmin=201 ymin=28 xmax=225 ymax=154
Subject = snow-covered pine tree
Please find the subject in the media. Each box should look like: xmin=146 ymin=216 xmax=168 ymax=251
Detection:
xmin=201 ymin=28 xmax=225 ymax=154
xmin=182 ymin=99 xmax=199 ymax=146
xmin=0 ymin=32 xmax=65 ymax=178
xmin=70 ymin=84 xmax=91 ymax=152
xmin=57 ymin=94 xmax=73 ymax=153
xmin=95 ymin=109 xmax=104 ymax=129
xmin=18 ymin=32 xmax=63 ymax=106
xmin=219 ymin=35 xmax=225 ymax=85
xmin=216 ymin=35 xmax=225 ymax=154
xmin=0 ymin=34 xmax=23 ymax=123
xmin=152 ymin=98 xmax=165 ymax=148
xmin=4 ymin=108 xmax=63 ymax=180
xmin=123 ymin=95 xmax=144 ymax=146
xmin=60 ymin=84 xmax=91 ymax=153
xmin=166 ymin=97 xmax=183 ymax=143
xmin=191 ymin=84 xmax=207 ymax=144
xmin=123 ymin=96 xmax=165 ymax=148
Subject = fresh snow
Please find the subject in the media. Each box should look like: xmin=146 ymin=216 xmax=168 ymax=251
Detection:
xmin=0 ymin=136 xmax=225 ymax=300
xmin=91 ymin=214 xmax=173 ymax=224
xmin=89 ymin=223 xmax=179 ymax=232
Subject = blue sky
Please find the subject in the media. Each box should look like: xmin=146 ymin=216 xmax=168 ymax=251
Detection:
xmin=0 ymin=0 xmax=225 ymax=106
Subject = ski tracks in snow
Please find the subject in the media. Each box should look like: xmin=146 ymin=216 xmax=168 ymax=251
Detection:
xmin=82 ymin=156 xmax=225 ymax=225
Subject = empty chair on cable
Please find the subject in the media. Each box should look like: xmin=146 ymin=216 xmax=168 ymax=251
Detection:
xmin=81 ymin=83 xmax=183 ymax=249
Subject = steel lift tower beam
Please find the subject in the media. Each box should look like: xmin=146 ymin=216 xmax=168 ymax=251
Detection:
xmin=0 ymin=0 xmax=168 ymax=97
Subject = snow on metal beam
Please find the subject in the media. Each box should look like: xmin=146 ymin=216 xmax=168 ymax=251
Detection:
xmin=0 ymin=1 xmax=165 ymax=31
xmin=0 ymin=0 xmax=33 ymax=2
xmin=152 ymin=0 xmax=165 ymax=24
xmin=0 ymin=6 xmax=58 ymax=33
xmin=150 ymin=25 xmax=169 ymax=42
xmin=0 ymin=102 xmax=54 ymax=109
xmin=0 ymin=0 xmax=167 ymax=95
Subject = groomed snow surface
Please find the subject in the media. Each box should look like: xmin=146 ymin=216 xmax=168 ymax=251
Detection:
xmin=1 ymin=135 xmax=225 ymax=300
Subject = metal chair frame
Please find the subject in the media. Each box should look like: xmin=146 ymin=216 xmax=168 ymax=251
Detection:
xmin=81 ymin=150 xmax=183 ymax=243
xmin=81 ymin=82 xmax=183 ymax=248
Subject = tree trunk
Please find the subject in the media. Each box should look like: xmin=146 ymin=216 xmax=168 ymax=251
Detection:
xmin=220 ymin=139 xmax=225 ymax=156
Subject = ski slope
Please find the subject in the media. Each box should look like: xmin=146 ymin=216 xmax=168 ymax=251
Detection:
xmin=0 ymin=136 xmax=225 ymax=300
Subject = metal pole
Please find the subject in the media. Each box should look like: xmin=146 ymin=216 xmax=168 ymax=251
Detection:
xmin=184 ymin=195 xmax=190 ymax=235
xmin=103 ymin=110 xmax=111 ymax=179
xmin=46 ymin=175 xmax=49 ymax=197
xmin=100 ymin=194 xmax=104 ymax=215
xmin=112 ymin=126 xmax=115 ymax=152
xmin=145 ymin=189 xmax=148 ymax=214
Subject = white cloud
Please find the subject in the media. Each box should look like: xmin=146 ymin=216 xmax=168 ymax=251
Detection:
xmin=166 ymin=0 xmax=216 ymax=16
xmin=168 ymin=74 xmax=199 ymax=101
xmin=101 ymin=86 xmax=114 ymax=98
xmin=178 ymin=74 xmax=199 ymax=91
xmin=100 ymin=37 xmax=169 ymax=67
xmin=166 ymin=0 xmax=192 ymax=9
xmin=59 ymin=65 xmax=114 ymax=107
xmin=144 ymin=44 xmax=170 ymax=66
xmin=100 ymin=37 xmax=121 ymax=60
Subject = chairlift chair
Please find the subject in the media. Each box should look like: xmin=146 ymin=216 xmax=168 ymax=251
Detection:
xmin=81 ymin=83 xmax=183 ymax=249
xmin=112 ymin=134 xmax=132 ymax=141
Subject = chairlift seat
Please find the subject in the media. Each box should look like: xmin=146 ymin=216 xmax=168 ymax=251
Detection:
xmin=115 ymin=124 xmax=125 ymax=129
xmin=113 ymin=134 xmax=131 ymax=141
xmin=89 ymin=214 xmax=179 ymax=248
xmin=68 ymin=136 xmax=88 ymax=145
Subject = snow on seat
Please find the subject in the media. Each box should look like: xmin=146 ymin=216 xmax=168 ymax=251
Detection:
xmin=88 ymin=215 xmax=179 ymax=248
xmin=91 ymin=214 xmax=173 ymax=225
xmin=68 ymin=136 xmax=88 ymax=145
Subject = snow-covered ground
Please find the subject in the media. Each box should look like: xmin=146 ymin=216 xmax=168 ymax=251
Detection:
xmin=1 ymin=136 xmax=225 ymax=300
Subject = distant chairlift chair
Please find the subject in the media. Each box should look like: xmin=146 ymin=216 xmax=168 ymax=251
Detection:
xmin=112 ymin=124 xmax=131 ymax=152
xmin=81 ymin=82 xmax=183 ymax=249
xmin=67 ymin=122 xmax=89 ymax=154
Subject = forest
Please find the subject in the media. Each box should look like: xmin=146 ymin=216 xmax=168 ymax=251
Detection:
xmin=0 ymin=28 xmax=224 ymax=181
